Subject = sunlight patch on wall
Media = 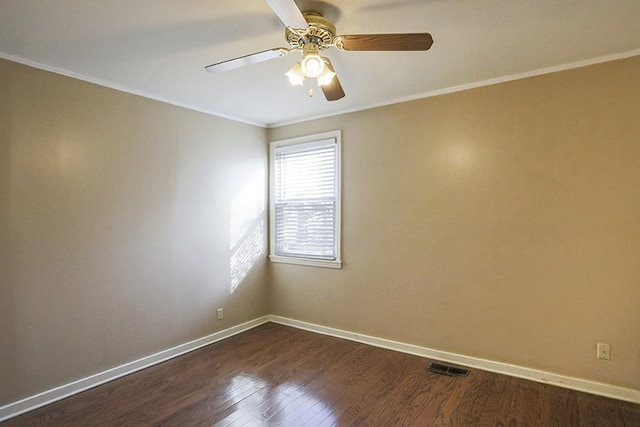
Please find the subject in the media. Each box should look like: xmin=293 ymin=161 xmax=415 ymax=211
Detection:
xmin=229 ymin=176 xmax=265 ymax=294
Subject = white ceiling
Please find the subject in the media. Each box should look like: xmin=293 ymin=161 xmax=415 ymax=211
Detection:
xmin=1 ymin=0 xmax=639 ymax=127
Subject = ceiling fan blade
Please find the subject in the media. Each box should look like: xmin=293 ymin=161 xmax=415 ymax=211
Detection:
xmin=205 ymin=48 xmax=290 ymax=73
xmin=265 ymin=0 xmax=308 ymax=29
xmin=335 ymin=33 xmax=433 ymax=51
xmin=320 ymin=58 xmax=345 ymax=101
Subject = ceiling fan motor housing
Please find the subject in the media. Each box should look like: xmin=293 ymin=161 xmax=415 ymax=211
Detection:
xmin=286 ymin=12 xmax=336 ymax=50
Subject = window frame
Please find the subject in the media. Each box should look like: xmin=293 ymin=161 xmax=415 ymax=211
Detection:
xmin=269 ymin=130 xmax=342 ymax=269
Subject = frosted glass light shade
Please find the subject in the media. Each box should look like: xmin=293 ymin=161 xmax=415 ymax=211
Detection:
xmin=317 ymin=67 xmax=336 ymax=86
xmin=285 ymin=62 xmax=305 ymax=86
xmin=301 ymin=54 xmax=325 ymax=78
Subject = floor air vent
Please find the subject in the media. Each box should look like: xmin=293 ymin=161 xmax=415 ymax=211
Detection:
xmin=427 ymin=362 xmax=470 ymax=377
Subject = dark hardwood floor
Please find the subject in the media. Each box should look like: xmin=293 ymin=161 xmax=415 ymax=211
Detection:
xmin=2 ymin=322 xmax=639 ymax=426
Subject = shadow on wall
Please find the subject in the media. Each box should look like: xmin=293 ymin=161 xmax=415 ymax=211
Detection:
xmin=229 ymin=175 xmax=266 ymax=294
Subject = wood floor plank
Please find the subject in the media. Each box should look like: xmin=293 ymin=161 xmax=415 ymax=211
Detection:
xmin=535 ymin=383 xmax=579 ymax=426
xmin=448 ymin=369 xmax=494 ymax=426
xmin=354 ymin=358 xmax=427 ymax=424
xmin=619 ymin=400 xmax=640 ymax=426
xmin=2 ymin=323 xmax=639 ymax=427
xmin=577 ymin=391 xmax=627 ymax=427
xmin=477 ymin=369 xmax=513 ymax=426
xmin=332 ymin=347 xmax=418 ymax=425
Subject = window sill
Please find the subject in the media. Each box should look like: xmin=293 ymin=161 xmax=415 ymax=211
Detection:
xmin=269 ymin=255 xmax=342 ymax=269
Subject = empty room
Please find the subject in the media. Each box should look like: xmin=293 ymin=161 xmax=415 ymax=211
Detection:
xmin=1 ymin=0 xmax=639 ymax=425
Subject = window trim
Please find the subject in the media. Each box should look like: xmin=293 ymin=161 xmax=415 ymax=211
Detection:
xmin=269 ymin=130 xmax=342 ymax=269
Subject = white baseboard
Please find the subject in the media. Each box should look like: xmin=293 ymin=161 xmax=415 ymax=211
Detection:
xmin=2 ymin=314 xmax=638 ymax=422
xmin=0 ymin=316 xmax=270 ymax=422
xmin=267 ymin=315 xmax=640 ymax=405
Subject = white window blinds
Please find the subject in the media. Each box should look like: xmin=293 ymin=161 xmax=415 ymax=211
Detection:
xmin=270 ymin=132 xmax=341 ymax=267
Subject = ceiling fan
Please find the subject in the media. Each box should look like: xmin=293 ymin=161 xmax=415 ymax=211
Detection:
xmin=205 ymin=0 xmax=434 ymax=101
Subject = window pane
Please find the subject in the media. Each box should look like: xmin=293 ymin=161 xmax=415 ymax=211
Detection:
xmin=271 ymin=135 xmax=339 ymax=263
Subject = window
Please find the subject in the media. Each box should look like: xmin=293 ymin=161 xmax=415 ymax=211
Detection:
xmin=269 ymin=131 xmax=341 ymax=268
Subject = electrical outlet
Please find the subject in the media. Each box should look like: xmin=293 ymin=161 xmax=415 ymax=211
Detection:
xmin=596 ymin=342 xmax=610 ymax=360
xmin=217 ymin=308 xmax=224 ymax=320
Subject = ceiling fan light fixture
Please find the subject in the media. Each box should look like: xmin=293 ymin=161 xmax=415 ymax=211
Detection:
xmin=206 ymin=1 xmax=436 ymax=103
xmin=285 ymin=62 xmax=305 ymax=86
xmin=299 ymin=42 xmax=325 ymax=78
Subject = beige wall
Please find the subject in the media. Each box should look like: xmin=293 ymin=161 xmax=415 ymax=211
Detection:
xmin=0 ymin=58 xmax=269 ymax=405
xmin=268 ymin=56 xmax=640 ymax=390
xmin=2 ymin=55 xmax=639 ymax=408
